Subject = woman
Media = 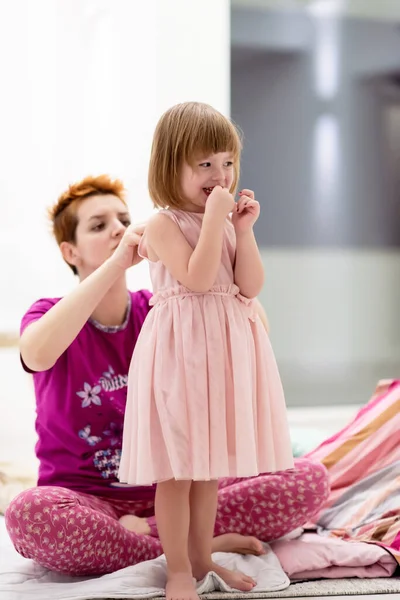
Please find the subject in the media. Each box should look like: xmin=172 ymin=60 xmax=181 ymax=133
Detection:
xmin=5 ymin=175 xmax=329 ymax=576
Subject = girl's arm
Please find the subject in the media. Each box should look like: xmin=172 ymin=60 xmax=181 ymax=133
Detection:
xmin=234 ymin=230 xmax=265 ymax=298
xmin=232 ymin=189 xmax=264 ymax=298
xmin=146 ymin=187 xmax=235 ymax=294
xmin=20 ymin=224 xmax=144 ymax=372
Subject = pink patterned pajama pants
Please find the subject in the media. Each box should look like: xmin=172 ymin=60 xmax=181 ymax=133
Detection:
xmin=5 ymin=459 xmax=329 ymax=576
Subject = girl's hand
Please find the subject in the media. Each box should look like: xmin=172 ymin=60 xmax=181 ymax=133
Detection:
xmin=205 ymin=186 xmax=236 ymax=221
xmin=110 ymin=222 xmax=146 ymax=271
xmin=232 ymin=189 xmax=260 ymax=233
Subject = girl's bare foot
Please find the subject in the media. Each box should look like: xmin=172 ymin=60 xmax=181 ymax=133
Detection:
xmin=192 ymin=562 xmax=256 ymax=591
xmin=212 ymin=533 xmax=266 ymax=556
xmin=166 ymin=571 xmax=199 ymax=600
xmin=118 ymin=514 xmax=150 ymax=535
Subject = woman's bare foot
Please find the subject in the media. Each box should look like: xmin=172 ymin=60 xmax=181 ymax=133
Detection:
xmin=118 ymin=514 xmax=150 ymax=535
xmin=192 ymin=562 xmax=256 ymax=591
xmin=166 ymin=571 xmax=199 ymax=600
xmin=212 ymin=533 xmax=266 ymax=556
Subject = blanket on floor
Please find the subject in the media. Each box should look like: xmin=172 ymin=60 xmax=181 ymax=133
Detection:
xmin=305 ymin=379 xmax=400 ymax=564
xmin=271 ymin=532 xmax=397 ymax=579
xmin=0 ymin=516 xmax=289 ymax=600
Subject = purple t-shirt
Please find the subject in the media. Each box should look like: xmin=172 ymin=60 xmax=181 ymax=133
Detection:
xmin=21 ymin=290 xmax=157 ymax=501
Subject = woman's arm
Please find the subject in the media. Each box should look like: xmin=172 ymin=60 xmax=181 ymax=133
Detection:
xmin=20 ymin=224 xmax=143 ymax=372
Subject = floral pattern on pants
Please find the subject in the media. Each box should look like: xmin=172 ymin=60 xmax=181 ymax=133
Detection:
xmin=5 ymin=459 xmax=329 ymax=575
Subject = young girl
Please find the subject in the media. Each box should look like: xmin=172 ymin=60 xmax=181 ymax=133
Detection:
xmin=119 ymin=102 xmax=294 ymax=600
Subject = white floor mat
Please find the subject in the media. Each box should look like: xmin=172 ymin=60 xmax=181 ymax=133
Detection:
xmin=0 ymin=517 xmax=289 ymax=600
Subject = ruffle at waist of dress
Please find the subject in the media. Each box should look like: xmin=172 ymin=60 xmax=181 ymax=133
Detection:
xmin=149 ymin=284 xmax=257 ymax=321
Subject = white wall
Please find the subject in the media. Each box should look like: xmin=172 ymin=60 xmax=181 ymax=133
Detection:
xmin=0 ymin=0 xmax=230 ymax=467
xmin=0 ymin=349 xmax=38 ymax=473
xmin=0 ymin=0 xmax=230 ymax=333
xmin=261 ymin=248 xmax=400 ymax=406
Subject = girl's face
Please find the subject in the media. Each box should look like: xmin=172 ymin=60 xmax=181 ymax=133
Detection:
xmin=61 ymin=194 xmax=131 ymax=279
xmin=180 ymin=151 xmax=235 ymax=212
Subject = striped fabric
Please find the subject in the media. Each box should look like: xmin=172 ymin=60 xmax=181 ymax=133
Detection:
xmin=304 ymin=380 xmax=400 ymax=563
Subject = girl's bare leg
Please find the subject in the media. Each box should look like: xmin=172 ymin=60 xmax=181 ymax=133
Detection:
xmin=156 ymin=479 xmax=199 ymax=600
xmin=188 ymin=480 xmax=256 ymax=591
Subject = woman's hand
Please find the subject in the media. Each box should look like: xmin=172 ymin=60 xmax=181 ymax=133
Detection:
xmin=110 ymin=222 xmax=146 ymax=271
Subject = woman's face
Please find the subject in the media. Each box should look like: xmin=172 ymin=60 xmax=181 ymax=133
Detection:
xmin=62 ymin=194 xmax=131 ymax=278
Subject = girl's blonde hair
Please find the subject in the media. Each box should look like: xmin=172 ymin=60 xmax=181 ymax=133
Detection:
xmin=148 ymin=102 xmax=242 ymax=209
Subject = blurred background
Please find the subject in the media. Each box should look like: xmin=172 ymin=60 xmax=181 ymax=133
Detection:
xmin=1 ymin=0 xmax=400 ymax=469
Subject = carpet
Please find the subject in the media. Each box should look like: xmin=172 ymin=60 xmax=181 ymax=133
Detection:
xmin=108 ymin=577 xmax=400 ymax=599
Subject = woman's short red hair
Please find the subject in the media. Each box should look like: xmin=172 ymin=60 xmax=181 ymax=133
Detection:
xmin=48 ymin=174 xmax=126 ymax=274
